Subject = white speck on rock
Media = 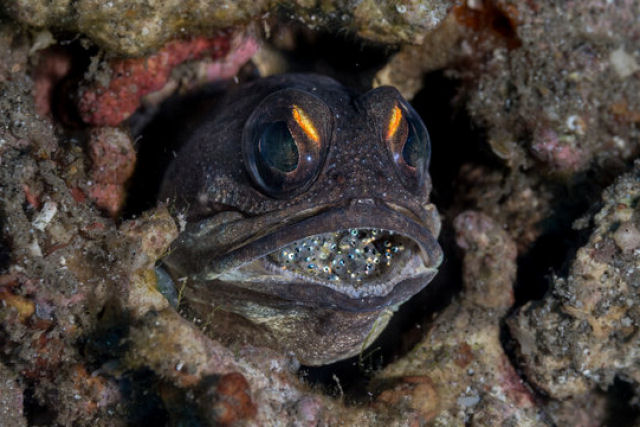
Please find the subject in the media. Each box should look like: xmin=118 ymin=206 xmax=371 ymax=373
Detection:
xmin=33 ymin=201 xmax=57 ymax=231
xmin=457 ymin=394 xmax=480 ymax=407
xmin=613 ymin=222 xmax=640 ymax=252
xmin=566 ymin=115 xmax=585 ymax=135
xmin=610 ymin=47 xmax=639 ymax=79
xmin=29 ymin=239 xmax=42 ymax=257
xmin=467 ymin=0 xmax=483 ymax=10
xmin=176 ymin=213 xmax=187 ymax=232
xmin=613 ymin=136 xmax=626 ymax=149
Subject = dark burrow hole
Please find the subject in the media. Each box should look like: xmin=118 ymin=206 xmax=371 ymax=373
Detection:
xmin=512 ymin=173 xmax=602 ymax=306
xmin=23 ymin=383 xmax=57 ymax=426
xmin=79 ymin=306 xmax=170 ymax=424
xmin=605 ymin=377 xmax=640 ymax=426
xmin=118 ymin=369 xmax=170 ymax=425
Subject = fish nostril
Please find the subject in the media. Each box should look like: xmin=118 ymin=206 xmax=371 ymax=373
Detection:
xmin=333 ymin=174 xmax=346 ymax=185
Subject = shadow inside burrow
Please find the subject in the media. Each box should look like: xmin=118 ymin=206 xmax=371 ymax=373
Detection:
xmin=23 ymin=383 xmax=58 ymax=426
xmin=78 ymin=305 xmax=170 ymax=424
xmin=604 ymin=377 xmax=640 ymax=426
xmin=510 ymin=149 xmax=637 ymax=307
xmin=122 ymin=80 xmax=238 ymax=217
xmin=511 ymin=174 xmax=600 ymax=306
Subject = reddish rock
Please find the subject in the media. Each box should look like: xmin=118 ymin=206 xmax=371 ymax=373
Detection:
xmin=22 ymin=183 xmax=41 ymax=209
xmin=87 ymin=182 xmax=125 ymax=217
xmin=69 ymin=365 xmax=120 ymax=415
xmin=452 ymin=0 xmax=521 ymax=49
xmin=212 ymin=373 xmax=257 ymax=424
xmin=88 ymin=127 xmax=136 ymax=185
xmin=70 ymin=187 xmax=86 ymax=203
xmin=32 ymin=47 xmax=72 ymax=118
xmin=199 ymin=34 xmax=259 ymax=82
xmin=78 ymin=35 xmax=232 ymax=126
xmin=453 ymin=342 xmax=474 ymax=368
xmin=376 ymin=376 xmax=440 ymax=423
xmin=86 ymin=127 xmax=135 ymax=215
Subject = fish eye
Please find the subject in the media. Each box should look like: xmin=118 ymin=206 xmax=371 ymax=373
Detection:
xmin=401 ymin=112 xmax=429 ymax=169
xmin=243 ymin=90 xmax=332 ymax=198
xmin=384 ymin=101 xmax=431 ymax=189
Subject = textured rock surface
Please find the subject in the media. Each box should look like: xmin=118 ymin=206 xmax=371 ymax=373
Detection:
xmin=378 ymin=0 xmax=640 ymax=175
xmin=3 ymin=0 xmax=268 ymax=57
xmin=76 ymin=34 xmax=254 ymax=126
xmin=372 ymin=211 xmax=540 ymax=425
xmin=2 ymin=0 xmax=449 ymax=56
xmin=86 ymin=127 xmax=136 ymax=215
xmin=452 ymin=165 xmax=553 ymax=251
xmin=0 ymin=362 xmax=27 ymax=427
xmin=509 ymin=162 xmax=640 ymax=399
xmin=467 ymin=0 xmax=640 ymax=174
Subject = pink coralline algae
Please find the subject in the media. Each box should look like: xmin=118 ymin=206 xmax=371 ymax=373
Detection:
xmin=530 ymin=127 xmax=585 ymax=172
xmin=78 ymin=34 xmax=257 ymax=126
xmin=32 ymin=48 xmax=72 ymax=118
xmin=86 ymin=127 xmax=136 ymax=216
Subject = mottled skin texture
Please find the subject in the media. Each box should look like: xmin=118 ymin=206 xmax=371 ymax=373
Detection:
xmin=160 ymin=74 xmax=442 ymax=365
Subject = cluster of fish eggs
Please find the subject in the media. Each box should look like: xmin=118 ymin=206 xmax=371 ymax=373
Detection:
xmin=269 ymin=228 xmax=406 ymax=282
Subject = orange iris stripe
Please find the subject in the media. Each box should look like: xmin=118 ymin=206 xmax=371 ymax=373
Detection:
xmin=386 ymin=104 xmax=402 ymax=140
xmin=292 ymin=105 xmax=320 ymax=143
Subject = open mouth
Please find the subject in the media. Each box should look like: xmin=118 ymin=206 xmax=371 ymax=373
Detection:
xmin=268 ymin=228 xmax=414 ymax=284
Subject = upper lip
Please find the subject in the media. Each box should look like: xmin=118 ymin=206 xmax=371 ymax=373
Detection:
xmin=206 ymin=200 xmax=441 ymax=277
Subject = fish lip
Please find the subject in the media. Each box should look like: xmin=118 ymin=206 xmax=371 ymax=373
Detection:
xmin=163 ymin=200 xmax=443 ymax=312
xmin=207 ymin=201 xmax=441 ymax=274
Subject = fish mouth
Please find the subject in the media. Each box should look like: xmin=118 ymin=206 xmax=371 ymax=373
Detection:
xmin=267 ymin=228 xmax=415 ymax=287
xmin=163 ymin=199 xmax=442 ymax=312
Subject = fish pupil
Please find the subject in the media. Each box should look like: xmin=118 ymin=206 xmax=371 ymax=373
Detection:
xmin=259 ymin=121 xmax=299 ymax=172
xmin=401 ymin=124 xmax=425 ymax=168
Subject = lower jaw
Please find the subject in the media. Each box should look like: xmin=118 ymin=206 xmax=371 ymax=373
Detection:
xmin=181 ymin=277 xmax=398 ymax=365
xmin=157 ymin=250 xmax=434 ymax=364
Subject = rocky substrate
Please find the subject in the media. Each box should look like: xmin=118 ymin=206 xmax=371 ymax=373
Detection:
xmin=1 ymin=1 xmax=639 ymax=425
